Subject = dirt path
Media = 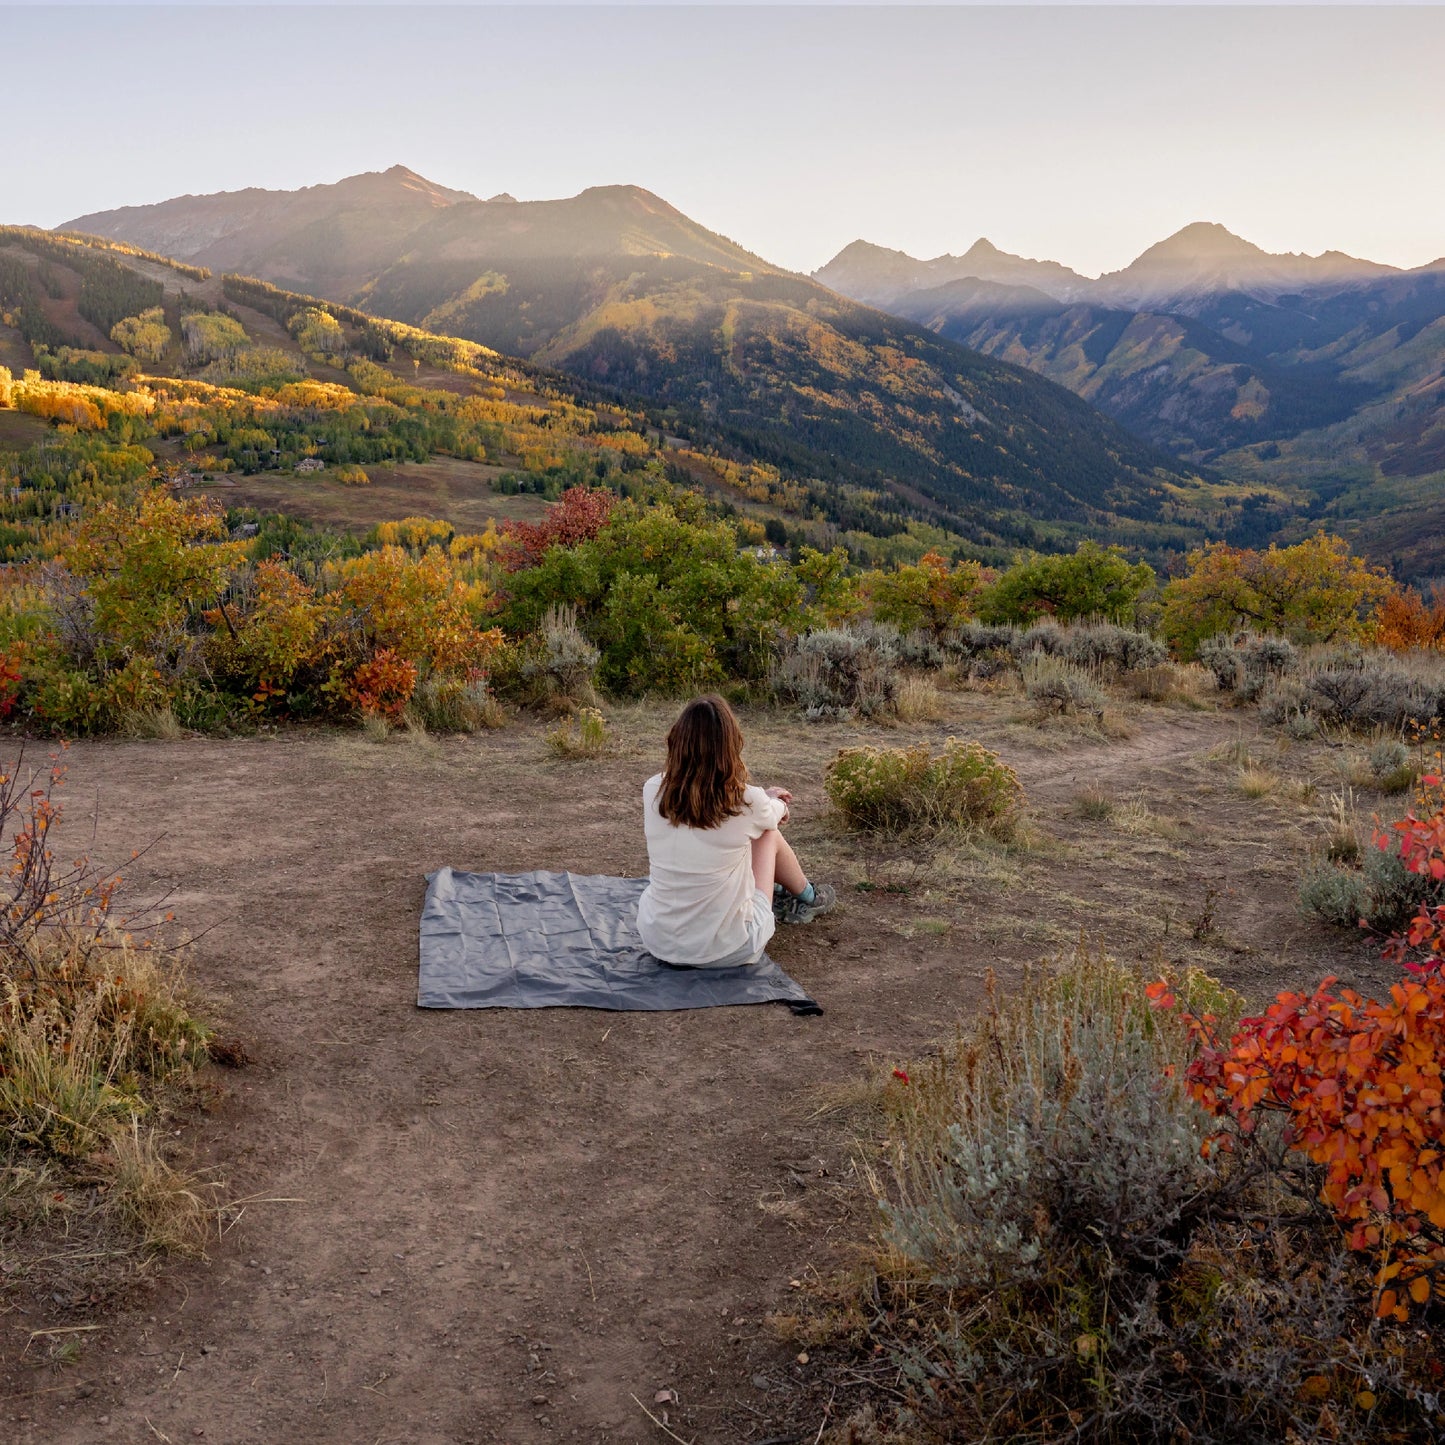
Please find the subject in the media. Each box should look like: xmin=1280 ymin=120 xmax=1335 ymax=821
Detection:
xmin=3 ymin=701 xmax=1381 ymax=1442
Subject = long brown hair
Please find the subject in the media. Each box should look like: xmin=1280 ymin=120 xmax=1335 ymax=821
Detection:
xmin=657 ymin=695 xmax=749 ymax=830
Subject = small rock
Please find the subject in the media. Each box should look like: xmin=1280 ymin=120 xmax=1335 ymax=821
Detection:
xmin=797 ymin=1351 xmax=810 ymax=1365
xmin=200 ymin=1344 xmax=215 ymax=1356
xmin=750 ymin=1374 xmax=771 ymax=1391
xmin=531 ymin=1394 xmax=547 ymax=1405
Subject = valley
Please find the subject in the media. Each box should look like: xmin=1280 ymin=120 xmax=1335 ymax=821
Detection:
xmin=816 ymin=225 xmax=1445 ymax=577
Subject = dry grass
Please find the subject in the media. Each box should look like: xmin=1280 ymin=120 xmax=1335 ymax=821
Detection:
xmin=1108 ymin=794 xmax=1184 ymax=841
xmin=1122 ymin=662 xmax=1215 ymax=709
xmin=1237 ymin=763 xmax=1280 ymax=798
xmin=805 ymin=1074 xmax=887 ymax=1121
xmin=893 ymin=674 xmax=944 ymax=723
xmin=0 ymin=991 xmax=133 ymax=1157
xmin=102 ymin=1121 xmax=215 ymax=1256
xmin=931 ymin=832 xmax=1032 ymax=889
xmin=118 ymin=706 xmax=184 ymax=741
xmin=1072 ymin=783 xmax=1115 ymax=821
xmin=1321 ymin=790 xmax=1363 ymax=863
xmin=756 ymin=1190 xmax=808 ymax=1229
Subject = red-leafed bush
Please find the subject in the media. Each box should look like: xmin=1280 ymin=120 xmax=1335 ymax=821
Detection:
xmin=498 ymin=486 xmax=614 ymax=572
xmin=1375 ymin=769 xmax=1445 ymax=976
xmin=1159 ymin=975 xmax=1445 ymax=1320
xmin=343 ymin=648 xmax=416 ymax=720
xmin=1149 ymin=764 xmax=1445 ymax=1322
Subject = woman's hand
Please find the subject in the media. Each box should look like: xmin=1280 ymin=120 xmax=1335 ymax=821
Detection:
xmin=766 ymin=786 xmax=793 ymax=824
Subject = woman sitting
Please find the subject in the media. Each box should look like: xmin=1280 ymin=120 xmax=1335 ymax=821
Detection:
xmin=637 ymin=695 xmax=835 ymax=968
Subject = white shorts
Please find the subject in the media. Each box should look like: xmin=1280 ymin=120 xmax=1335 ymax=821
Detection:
xmin=690 ymin=889 xmax=776 ymax=969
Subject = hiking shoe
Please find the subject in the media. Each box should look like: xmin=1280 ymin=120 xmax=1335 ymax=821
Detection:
xmin=777 ymin=882 xmax=837 ymax=926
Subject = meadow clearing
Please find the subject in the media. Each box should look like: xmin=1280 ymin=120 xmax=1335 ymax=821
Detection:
xmin=1 ymin=673 xmax=1409 ymax=1444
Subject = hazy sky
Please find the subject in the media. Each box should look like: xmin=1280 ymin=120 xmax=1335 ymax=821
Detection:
xmin=2 ymin=6 xmax=1441 ymax=276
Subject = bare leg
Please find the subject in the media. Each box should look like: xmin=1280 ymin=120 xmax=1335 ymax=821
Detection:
xmin=751 ymin=830 xmax=808 ymax=896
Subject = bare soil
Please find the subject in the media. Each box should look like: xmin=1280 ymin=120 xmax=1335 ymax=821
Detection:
xmin=1 ymin=692 xmax=1397 ymax=1442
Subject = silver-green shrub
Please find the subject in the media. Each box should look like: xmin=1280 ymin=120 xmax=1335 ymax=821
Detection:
xmin=1297 ymin=862 xmax=1370 ymax=927
xmin=1368 ymin=739 xmax=1409 ymax=778
xmin=771 ymin=625 xmax=898 ymax=719
xmin=1062 ymin=622 xmax=1168 ymax=673
xmin=881 ymin=953 xmax=1218 ymax=1288
xmin=1022 ymin=654 xmax=1106 ymax=718
xmin=1297 ymin=844 xmax=1443 ymax=933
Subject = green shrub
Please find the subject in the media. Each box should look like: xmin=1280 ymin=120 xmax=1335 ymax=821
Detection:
xmin=1262 ymin=651 xmax=1445 ymax=734
xmin=1199 ymin=633 xmax=1298 ymax=700
xmin=1368 ymin=738 xmax=1416 ymax=794
xmin=825 ymin=738 xmax=1021 ymax=836
xmin=1362 ymin=844 xmax=1443 ymax=933
xmin=941 ymin=620 xmax=1016 ymax=679
xmin=501 ymin=500 xmax=805 ymax=695
xmin=1297 ymin=861 xmax=1370 ymax=927
xmin=977 ymin=540 xmax=1155 ymax=626
xmin=1297 ymin=841 xmax=1444 ymax=933
xmin=1060 ymin=621 xmax=1168 ymax=673
xmin=1368 ymin=738 xmax=1409 ymax=778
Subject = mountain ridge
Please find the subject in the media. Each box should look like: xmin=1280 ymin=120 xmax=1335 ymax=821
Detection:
xmin=46 ymin=168 xmax=1224 ymax=557
xmin=816 ymin=221 xmax=1405 ymax=312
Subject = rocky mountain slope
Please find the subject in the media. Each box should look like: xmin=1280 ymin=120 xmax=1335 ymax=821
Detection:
xmin=815 ymin=226 xmax=1445 ymax=573
xmin=60 ymin=170 xmax=1219 ymax=556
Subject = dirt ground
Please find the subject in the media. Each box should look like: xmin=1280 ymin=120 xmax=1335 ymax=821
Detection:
xmin=0 ymin=690 xmax=1399 ymax=1443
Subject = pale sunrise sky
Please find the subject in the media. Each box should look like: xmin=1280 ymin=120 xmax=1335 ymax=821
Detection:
xmin=1 ymin=5 xmax=1441 ymax=277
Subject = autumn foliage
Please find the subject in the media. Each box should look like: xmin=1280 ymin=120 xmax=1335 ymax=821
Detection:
xmin=1160 ymin=533 xmax=1394 ymax=658
xmin=498 ymin=485 xmax=614 ymax=571
xmin=863 ymin=549 xmax=989 ymax=638
xmin=1160 ymin=976 xmax=1445 ymax=1319
xmin=1152 ymin=774 xmax=1445 ymax=1322
xmin=344 ymin=648 xmax=417 ymax=720
xmin=1376 ymin=586 xmax=1445 ymax=653
xmin=1375 ymin=771 xmax=1445 ymax=976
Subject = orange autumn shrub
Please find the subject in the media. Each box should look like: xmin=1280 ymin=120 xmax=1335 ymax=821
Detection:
xmin=1158 ymin=977 xmax=1445 ymax=1320
xmin=1376 ymin=587 xmax=1445 ymax=653
xmin=1375 ymin=767 xmax=1445 ymax=976
xmin=344 ymin=648 xmax=416 ymax=720
xmin=1155 ymin=778 xmax=1445 ymax=1322
xmin=329 ymin=545 xmax=500 ymax=678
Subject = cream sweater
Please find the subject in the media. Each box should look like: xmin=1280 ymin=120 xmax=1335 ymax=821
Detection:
xmin=636 ymin=774 xmax=785 ymax=965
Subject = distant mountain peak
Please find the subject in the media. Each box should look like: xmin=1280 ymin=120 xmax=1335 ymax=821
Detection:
xmin=816 ymin=235 xmax=1090 ymax=306
xmin=1137 ymin=221 xmax=1267 ymax=264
